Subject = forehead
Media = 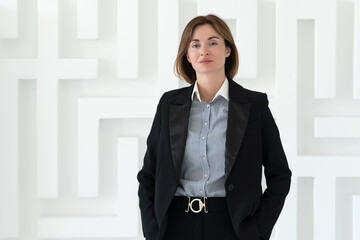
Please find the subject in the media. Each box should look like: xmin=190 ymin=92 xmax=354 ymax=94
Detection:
xmin=191 ymin=24 xmax=222 ymax=39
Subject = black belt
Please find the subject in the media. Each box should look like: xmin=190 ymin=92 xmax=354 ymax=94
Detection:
xmin=170 ymin=196 xmax=228 ymax=213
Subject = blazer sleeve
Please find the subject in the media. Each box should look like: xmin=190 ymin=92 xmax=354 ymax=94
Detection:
xmin=137 ymin=97 xmax=163 ymax=240
xmin=254 ymin=93 xmax=292 ymax=240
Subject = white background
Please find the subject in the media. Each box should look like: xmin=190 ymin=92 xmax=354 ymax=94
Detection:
xmin=0 ymin=0 xmax=360 ymax=239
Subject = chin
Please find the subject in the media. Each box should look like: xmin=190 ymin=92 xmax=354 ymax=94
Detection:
xmin=196 ymin=67 xmax=216 ymax=73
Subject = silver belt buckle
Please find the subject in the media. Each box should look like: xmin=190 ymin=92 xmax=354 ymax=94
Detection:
xmin=185 ymin=197 xmax=208 ymax=213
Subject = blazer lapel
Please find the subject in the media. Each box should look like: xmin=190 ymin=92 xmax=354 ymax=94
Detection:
xmin=169 ymin=85 xmax=193 ymax=180
xmin=225 ymin=79 xmax=252 ymax=180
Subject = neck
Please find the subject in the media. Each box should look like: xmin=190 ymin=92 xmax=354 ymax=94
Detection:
xmin=196 ymin=72 xmax=226 ymax=103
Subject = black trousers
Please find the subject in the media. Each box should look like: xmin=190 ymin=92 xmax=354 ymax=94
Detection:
xmin=163 ymin=196 xmax=240 ymax=240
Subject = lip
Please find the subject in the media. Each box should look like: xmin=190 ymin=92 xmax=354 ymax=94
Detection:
xmin=199 ymin=60 xmax=213 ymax=63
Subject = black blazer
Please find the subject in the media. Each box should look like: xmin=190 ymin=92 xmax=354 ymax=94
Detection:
xmin=137 ymin=79 xmax=291 ymax=240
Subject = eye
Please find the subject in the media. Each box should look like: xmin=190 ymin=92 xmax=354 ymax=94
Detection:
xmin=209 ymin=41 xmax=218 ymax=46
xmin=191 ymin=43 xmax=200 ymax=48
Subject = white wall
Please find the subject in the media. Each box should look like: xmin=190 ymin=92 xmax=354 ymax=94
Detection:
xmin=0 ymin=0 xmax=359 ymax=239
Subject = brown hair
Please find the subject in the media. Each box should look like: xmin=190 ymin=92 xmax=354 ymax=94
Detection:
xmin=174 ymin=14 xmax=239 ymax=84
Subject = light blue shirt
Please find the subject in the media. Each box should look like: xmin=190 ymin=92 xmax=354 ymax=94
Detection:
xmin=175 ymin=79 xmax=229 ymax=197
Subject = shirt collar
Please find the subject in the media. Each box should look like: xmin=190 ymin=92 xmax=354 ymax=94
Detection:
xmin=192 ymin=77 xmax=229 ymax=102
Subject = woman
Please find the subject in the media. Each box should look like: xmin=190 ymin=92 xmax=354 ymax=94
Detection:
xmin=137 ymin=14 xmax=291 ymax=240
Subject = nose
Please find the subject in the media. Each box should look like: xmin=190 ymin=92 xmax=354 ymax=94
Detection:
xmin=200 ymin=45 xmax=209 ymax=56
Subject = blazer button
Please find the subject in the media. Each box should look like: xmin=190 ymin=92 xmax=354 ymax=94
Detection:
xmin=227 ymin=184 xmax=234 ymax=191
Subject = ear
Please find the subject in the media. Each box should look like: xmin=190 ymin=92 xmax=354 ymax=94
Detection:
xmin=187 ymin=53 xmax=191 ymax=63
xmin=225 ymin=47 xmax=231 ymax=58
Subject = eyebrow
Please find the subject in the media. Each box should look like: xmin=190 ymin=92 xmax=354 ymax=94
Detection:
xmin=190 ymin=36 xmax=220 ymax=42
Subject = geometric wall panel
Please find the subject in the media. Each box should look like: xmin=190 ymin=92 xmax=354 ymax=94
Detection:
xmin=37 ymin=0 xmax=59 ymax=200
xmin=37 ymin=58 xmax=98 ymax=199
xmin=77 ymin=98 xmax=157 ymax=197
xmin=297 ymin=16 xmax=360 ymax=156
xmin=38 ymin=137 xmax=139 ymax=238
xmin=355 ymin=0 xmax=360 ymax=99
xmin=157 ymin=0 xmax=180 ymax=94
xmin=117 ymin=0 xmax=138 ymax=79
xmin=336 ymin=178 xmax=360 ymax=240
xmin=354 ymin=195 xmax=360 ymax=240
xmin=0 ymin=149 xmax=18 ymax=238
xmin=296 ymin=0 xmax=337 ymax=99
xmin=37 ymin=0 xmax=98 ymax=199
xmin=77 ymin=0 xmax=98 ymax=39
xmin=0 ymin=62 xmax=28 ymax=238
xmin=297 ymin=177 xmax=314 ymax=240
xmin=314 ymin=117 xmax=360 ymax=138
xmin=0 ymin=100 xmax=18 ymax=237
xmin=296 ymin=163 xmax=360 ymax=240
xmin=0 ymin=0 xmax=18 ymax=38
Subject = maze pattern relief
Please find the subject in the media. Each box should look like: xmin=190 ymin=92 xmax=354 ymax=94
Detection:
xmin=0 ymin=0 xmax=359 ymax=239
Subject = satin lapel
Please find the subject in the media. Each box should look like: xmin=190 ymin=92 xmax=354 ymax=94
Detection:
xmin=225 ymin=101 xmax=251 ymax=179
xmin=169 ymin=101 xmax=191 ymax=180
xmin=225 ymin=79 xmax=252 ymax=180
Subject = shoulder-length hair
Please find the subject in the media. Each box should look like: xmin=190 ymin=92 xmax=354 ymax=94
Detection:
xmin=174 ymin=14 xmax=239 ymax=84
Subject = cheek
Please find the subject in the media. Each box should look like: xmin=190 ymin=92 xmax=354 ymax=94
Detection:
xmin=187 ymin=52 xmax=197 ymax=62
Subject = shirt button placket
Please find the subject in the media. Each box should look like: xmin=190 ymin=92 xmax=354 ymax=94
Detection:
xmin=200 ymin=103 xmax=211 ymax=196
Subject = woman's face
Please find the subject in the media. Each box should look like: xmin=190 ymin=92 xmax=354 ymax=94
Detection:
xmin=186 ymin=24 xmax=230 ymax=78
